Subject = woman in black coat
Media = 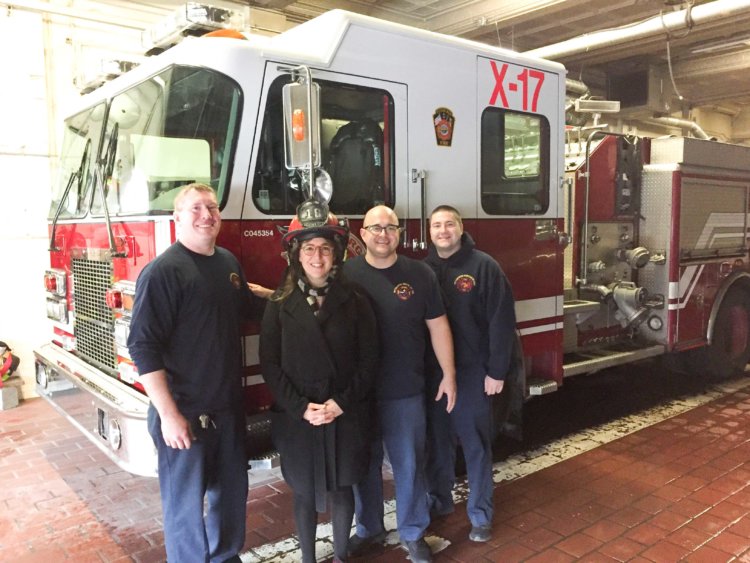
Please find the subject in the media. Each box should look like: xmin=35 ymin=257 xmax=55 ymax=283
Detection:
xmin=260 ymin=201 xmax=379 ymax=563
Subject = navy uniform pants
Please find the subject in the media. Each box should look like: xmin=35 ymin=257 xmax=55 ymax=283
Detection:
xmin=426 ymin=369 xmax=494 ymax=528
xmin=148 ymin=405 xmax=247 ymax=563
xmin=353 ymin=394 xmax=431 ymax=542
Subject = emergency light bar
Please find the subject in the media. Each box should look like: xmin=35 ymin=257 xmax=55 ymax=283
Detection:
xmin=80 ymin=59 xmax=140 ymax=95
xmin=141 ymin=2 xmax=242 ymax=55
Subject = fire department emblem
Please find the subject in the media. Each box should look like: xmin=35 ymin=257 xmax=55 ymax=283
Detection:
xmin=229 ymin=272 xmax=242 ymax=289
xmin=346 ymin=233 xmax=366 ymax=258
xmin=433 ymin=107 xmax=455 ymax=147
xmin=393 ymin=283 xmax=415 ymax=301
xmin=454 ymin=274 xmax=476 ymax=293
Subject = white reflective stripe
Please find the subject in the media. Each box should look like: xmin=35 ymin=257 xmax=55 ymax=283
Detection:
xmin=244 ymin=374 xmax=264 ymax=386
xmin=677 ymin=265 xmax=698 ymax=300
xmin=668 ymin=282 xmax=680 ymax=299
xmin=515 ymin=296 xmax=560 ymax=323
xmin=154 ymin=219 xmax=173 ymax=256
xmin=695 ymin=212 xmax=745 ymax=249
xmin=674 ymin=264 xmax=704 ymax=309
xmin=519 ymin=322 xmax=563 ymax=336
xmin=243 ymin=335 xmax=260 ymax=366
xmin=673 ymin=211 xmax=747 ymax=305
xmin=712 ymin=231 xmax=749 ymax=244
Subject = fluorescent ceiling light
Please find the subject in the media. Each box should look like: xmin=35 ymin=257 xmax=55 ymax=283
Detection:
xmin=691 ymin=35 xmax=750 ymax=55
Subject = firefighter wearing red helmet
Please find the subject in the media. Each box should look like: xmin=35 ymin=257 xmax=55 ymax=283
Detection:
xmin=260 ymin=199 xmax=379 ymax=563
xmin=281 ymin=198 xmax=349 ymax=252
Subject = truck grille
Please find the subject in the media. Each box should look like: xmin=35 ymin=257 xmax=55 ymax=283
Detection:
xmin=72 ymin=258 xmax=117 ymax=375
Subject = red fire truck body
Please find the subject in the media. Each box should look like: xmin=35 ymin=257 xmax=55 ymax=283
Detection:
xmin=34 ymin=10 xmax=750 ymax=476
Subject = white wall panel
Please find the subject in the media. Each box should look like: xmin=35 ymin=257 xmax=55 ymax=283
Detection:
xmin=0 ymin=11 xmax=49 ymax=399
xmin=0 ymin=7 xmax=137 ymax=399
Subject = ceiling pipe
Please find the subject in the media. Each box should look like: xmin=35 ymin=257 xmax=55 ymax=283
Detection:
xmin=525 ymin=0 xmax=750 ymax=60
xmin=648 ymin=116 xmax=713 ymax=140
xmin=566 ymin=78 xmax=589 ymax=97
xmin=565 ymin=78 xmax=590 ymax=125
xmin=2 ymin=0 xmax=155 ymax=30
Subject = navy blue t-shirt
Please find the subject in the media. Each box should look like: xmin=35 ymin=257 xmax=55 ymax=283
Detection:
xmin=344 ymin=255 xmax=444 ymax=400
xmin=127 ymin=242 xmax=255 ymax=415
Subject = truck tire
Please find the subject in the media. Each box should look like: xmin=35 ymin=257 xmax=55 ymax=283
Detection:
xmin=697 ymin=288 xmax=750 ymax=379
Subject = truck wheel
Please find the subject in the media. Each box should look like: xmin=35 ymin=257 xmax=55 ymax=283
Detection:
xmin=699 ymin=288 xmax=750 ymax=378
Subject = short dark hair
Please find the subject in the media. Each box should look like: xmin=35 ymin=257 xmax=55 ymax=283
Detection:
xmin=429 ymin=205 xmax=463 ymax=227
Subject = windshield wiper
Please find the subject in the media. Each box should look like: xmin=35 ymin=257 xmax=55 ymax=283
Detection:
xmin=48 ymin=139 xmax=90 ymax=252
xmin=96 ymin=122 xmax=126 ymax=257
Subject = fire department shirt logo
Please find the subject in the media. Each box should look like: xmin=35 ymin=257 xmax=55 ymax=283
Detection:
xmin=393 ymin=283 xmax=415 ymax=301
xmin=454 ymin=274 xmax=476 ymax=293
xmin=346 ymin=234 xmax=366 ymax=258
xmin=229 ymin=272 xmax=242 ymax=289
xmin=433 ymin=107 xmax=455 ymax=147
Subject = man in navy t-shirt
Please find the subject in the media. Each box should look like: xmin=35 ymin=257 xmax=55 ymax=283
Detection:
xmin=344 ymin=205 xmax=456 ymax=563
xmin=128 ymin=183 xmax=263 ymax=563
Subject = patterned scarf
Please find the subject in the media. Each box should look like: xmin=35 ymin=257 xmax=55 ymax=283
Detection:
xmin=297 ymin=266 xmax=338 ymax=315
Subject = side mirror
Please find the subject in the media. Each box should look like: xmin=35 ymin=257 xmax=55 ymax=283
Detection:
xmin=282 ymin=81 xmax=321 ymax=170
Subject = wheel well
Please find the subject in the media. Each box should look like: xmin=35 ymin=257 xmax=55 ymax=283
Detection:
xmin=492 ymin=330 xmax=526 ymax=441
xmin=512 ymin=329 xmax=526 ymax=390
xmin=707 ymin=272 xmax=750 ymax=345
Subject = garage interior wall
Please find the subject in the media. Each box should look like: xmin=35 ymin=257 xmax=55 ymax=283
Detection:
xmin=0 ymin=7 xmax=144 ymax=399
xmin=2 ymin=9 xmax=52 ymax=400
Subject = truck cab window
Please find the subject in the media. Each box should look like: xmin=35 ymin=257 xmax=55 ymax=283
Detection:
xmin=481 ymin=108 xmax=550 ymax=215
xmin=49 ymin=104 xmax=104 ymax=219
xmin=253 ymin=75 xmax=394 ymax=216
xmin=90 ymin=66 xmax=241 ymax=216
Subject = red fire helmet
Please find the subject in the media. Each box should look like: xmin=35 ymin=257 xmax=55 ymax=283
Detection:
xmin=281 ymin=199 xmax=348 ymax=250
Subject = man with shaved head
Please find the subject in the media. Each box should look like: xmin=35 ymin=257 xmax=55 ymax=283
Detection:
xmin=343 ymin=205 xmax=456 ymax=563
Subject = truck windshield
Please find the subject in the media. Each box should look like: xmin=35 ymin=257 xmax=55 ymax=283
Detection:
xmin=90 ymin=65 xmax=241 ymax=216
xmin=48 ymin=103 xmax=104 ymax=219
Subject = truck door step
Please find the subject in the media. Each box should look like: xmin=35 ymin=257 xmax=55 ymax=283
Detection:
xmin=527 ymin=378 xmax=559 ymax=396
xmin=563 ymin=344 xmax=665 ymax=378
xmin=249 ymin=450 xmax=280 ymax=471
xmin=246 ymin=415 xmax=279 ymax=470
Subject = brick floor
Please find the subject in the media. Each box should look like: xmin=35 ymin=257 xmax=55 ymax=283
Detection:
xmin=2 ymin=385 xmax=750 ymax=562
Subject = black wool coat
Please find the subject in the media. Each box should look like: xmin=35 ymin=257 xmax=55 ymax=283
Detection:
xmin=259 ymin=278 xmax=379 ymax=510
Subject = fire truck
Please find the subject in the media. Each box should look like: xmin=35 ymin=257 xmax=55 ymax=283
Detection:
xmin=35 ymin=9 xmax=750 ymax=477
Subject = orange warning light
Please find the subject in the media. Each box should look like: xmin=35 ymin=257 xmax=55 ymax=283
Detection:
xmin=292 ymin=109 xmax=305 ymax=142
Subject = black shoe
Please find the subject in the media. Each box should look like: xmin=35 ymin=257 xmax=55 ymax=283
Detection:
xmin=346 ymin=531 xmax=386 ymax=557
xmin=430 ymin=505 xmax=454 ymax=520
xmin=469 ymin=524 xmax=491 ymax=542
xmin=400 ymin=538 xmax=432 ymax=563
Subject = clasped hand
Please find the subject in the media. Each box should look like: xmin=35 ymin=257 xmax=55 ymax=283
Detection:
xmin=303 ymin=399 xmax=342 ymax=426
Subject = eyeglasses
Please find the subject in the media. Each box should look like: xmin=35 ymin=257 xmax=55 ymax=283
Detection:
xmin=300 ymin=244 xmax=334 ymax=256
xmin=363 ymin=224 xmax=402 ymax=235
